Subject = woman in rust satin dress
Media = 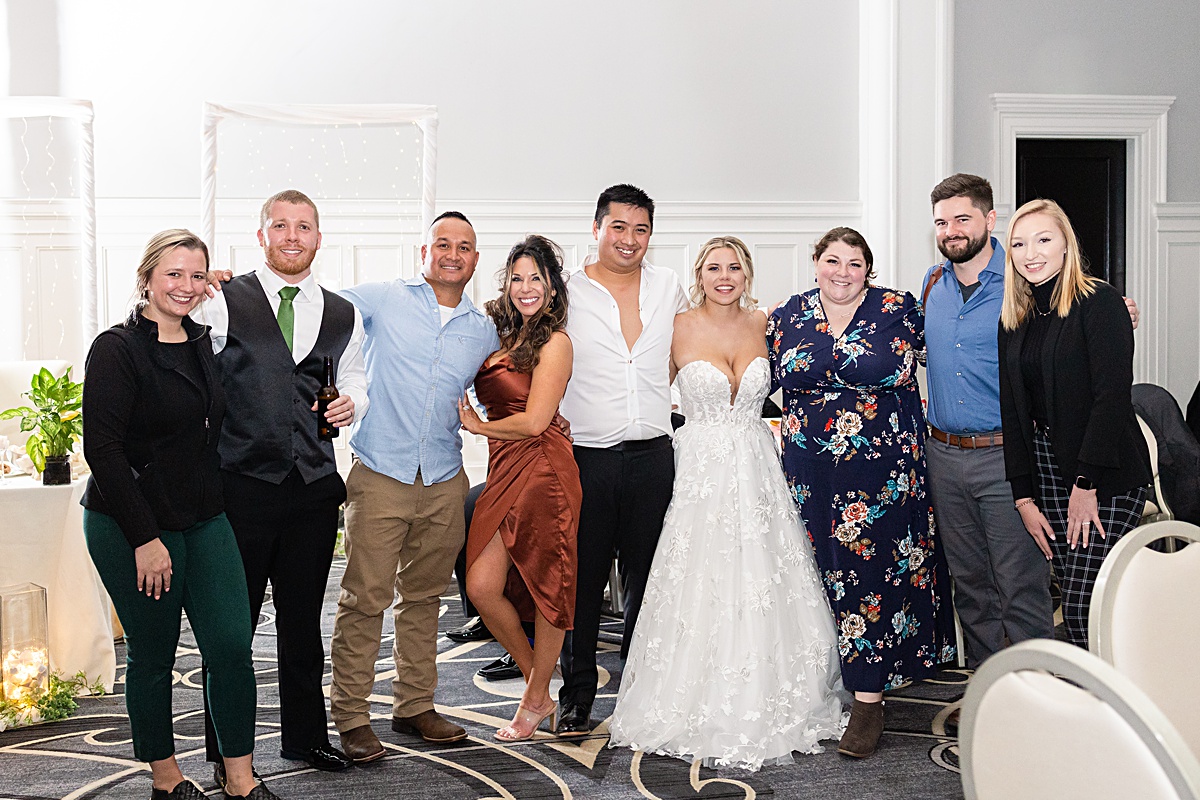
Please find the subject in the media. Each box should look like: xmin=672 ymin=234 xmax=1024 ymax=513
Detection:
xmin=458 ymin=234 xmax=580 ymax=742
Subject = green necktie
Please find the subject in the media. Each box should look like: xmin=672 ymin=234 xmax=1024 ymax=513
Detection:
xmin=277 ymin=286 xmax=300 ymax=352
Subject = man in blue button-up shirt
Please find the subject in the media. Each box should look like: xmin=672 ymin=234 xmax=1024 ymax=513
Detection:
xmin=922 ymin=174 xmax=1055 ymax=672
xmin=329 ymin=212 xmax=500 ymax=760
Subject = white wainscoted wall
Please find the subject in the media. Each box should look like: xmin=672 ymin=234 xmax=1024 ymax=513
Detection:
xmin=1150 ymin=204 xmax=1200 ymax=405
xmin=0 ymin=196 xmax=864 ymax=476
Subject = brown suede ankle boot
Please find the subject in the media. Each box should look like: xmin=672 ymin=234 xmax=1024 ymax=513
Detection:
xmin=838 ymin=699 xmax=885 ymax=758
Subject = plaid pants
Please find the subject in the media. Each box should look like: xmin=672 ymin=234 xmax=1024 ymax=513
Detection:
xmin=1034 ymin=428 xmax=1146 ymax=649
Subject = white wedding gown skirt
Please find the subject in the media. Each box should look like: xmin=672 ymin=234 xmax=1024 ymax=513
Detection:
xmin=609 ymin=358 xmax=846 ymax=771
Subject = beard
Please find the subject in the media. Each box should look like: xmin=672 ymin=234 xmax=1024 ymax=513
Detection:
xmin=937 ymin=231 xmax=988 ymax=264
xmin=265 ymin=245 xmax=316 ymax=276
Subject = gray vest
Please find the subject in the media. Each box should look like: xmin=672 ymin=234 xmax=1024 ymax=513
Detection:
xmin=216 ymin=273 xmax=354 ymax=485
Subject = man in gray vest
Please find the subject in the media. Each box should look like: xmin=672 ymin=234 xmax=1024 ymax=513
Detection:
xmin=201 ymin=189 xmax=369 ymax=782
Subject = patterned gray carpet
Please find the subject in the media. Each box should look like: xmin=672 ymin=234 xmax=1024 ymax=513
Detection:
xmin=0 ymin=559 xmax=967 ymax=799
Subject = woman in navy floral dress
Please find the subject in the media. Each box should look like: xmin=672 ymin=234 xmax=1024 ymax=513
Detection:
xmin=768 ymin=227 xmax=955 ymax=758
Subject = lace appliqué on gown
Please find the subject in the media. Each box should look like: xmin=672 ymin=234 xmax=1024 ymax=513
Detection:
xmin=609 ymin=357 xmax=847 ymax=771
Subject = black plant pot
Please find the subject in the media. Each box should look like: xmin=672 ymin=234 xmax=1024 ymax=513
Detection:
xmin=42 ymin=455 xmax=72 ymax=486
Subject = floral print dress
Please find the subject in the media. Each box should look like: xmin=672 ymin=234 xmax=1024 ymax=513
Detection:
xmin=768 ymin=286 xmax=955 ymax=693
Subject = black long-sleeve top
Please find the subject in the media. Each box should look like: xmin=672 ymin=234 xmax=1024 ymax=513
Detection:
xmin=998 ymin=279 xmax=1151 ymax=503
xmin=81 ymin=313 xmax=226 ymax=549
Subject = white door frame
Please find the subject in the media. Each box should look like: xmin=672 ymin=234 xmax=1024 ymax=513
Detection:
xmin=990 ymin=93 xmax=1174 ymax=380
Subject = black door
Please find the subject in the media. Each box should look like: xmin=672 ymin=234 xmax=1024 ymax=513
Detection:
xmin=1015 ymin=138 xmax=1127 ymax=293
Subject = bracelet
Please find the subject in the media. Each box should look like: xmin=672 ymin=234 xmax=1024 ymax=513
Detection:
xmin=1014 ymin=498 xmax=1036 ymax=511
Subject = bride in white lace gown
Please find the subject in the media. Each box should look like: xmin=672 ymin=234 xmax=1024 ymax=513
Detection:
xmin=608 ymin=237 xmax=845 ymax=771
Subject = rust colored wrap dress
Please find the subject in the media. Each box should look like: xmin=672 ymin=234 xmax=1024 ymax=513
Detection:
xmin=465 ymin=357 xmax=581 ymax=629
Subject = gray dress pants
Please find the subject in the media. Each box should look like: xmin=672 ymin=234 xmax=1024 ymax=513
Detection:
xmin=926 ymin=436 xmax=1054 ymax=667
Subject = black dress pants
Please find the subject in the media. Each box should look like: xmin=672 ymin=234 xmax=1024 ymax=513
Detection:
xmin=558 ymin=437 xmax=674 ymax=708
xmin=452 ymin=482 xmax=487 ymax=620
xmin=204 ymin=467 xmax=346 ymax=761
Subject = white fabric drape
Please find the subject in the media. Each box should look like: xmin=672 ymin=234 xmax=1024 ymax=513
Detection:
xmin=200 ymin=102 xmax=439 ymax=251
xmin=0 ymin=97 xmax=98 ymax=357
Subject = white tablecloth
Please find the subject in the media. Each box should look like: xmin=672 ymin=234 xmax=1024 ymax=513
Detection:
xmin=0 ymin=475 xmax=116 ymax=691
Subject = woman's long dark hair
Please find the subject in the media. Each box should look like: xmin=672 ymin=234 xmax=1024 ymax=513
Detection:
xmin=484 ymin=235 xmax=569 ymax=373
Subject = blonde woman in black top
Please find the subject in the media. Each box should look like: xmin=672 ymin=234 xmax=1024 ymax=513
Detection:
xmin=82 ymin=230 xmax=281 ymax=800
xmin=997 ymin=199 xmax=1152 ymax=649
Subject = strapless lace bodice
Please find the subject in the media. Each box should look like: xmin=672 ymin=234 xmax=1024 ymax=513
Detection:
xmin=676 ymin=356 xmax=770 ymax=426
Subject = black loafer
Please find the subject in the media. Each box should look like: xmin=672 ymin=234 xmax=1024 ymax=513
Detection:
xmin=477 ymin=653 xmax=522 ymax=681
xmin=280 ymin=743 xmax=353 ymax=771
xmin=555 ymin=702 xmax=592 ymax=737
xmin=151 ymin=779 xmax=205 ymax=800
xmin=223 ymin=783 xmax=283 ymax=800
xmin=446 ymin=616 xmax=493 ymax=643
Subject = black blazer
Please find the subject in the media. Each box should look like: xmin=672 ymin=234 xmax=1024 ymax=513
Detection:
xmin=81 ymin=313 xmax=226 ymax=549
xmin=998 ymin=281 xmax=1151 ymax=503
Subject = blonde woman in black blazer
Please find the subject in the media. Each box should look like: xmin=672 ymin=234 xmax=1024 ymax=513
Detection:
xmin=997 ymin=198 xmax=1151 ymax=649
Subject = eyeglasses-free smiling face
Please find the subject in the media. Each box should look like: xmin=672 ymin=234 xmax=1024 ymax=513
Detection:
xmin=258 ymin=200 xmax=322 ymax=279
xmin=593 ymin=202 xmax=651 ymax=273
xmin=1008 ymin=212 xmax=1067 ymax=285
xmin=933 ymin=195 xmax=995 ymax=264
xmin=814 ymin=240 xmax=869 ymax=306
xmin=422 ymin=216 xmax=480 ymax=294
xmin=144 ymin=246 xmax=209 ymax=323
xmin=507 ymin=255 xmax=554 ymax=319
xmin=699 ymin=247 xmax=746 ymax=306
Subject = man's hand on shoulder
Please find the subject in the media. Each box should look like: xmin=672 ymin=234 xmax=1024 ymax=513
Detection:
xmin=204 ymin=269 xmax=234 ymax=298
xmin=1124 ymin=296 xmax=1139 ymax=331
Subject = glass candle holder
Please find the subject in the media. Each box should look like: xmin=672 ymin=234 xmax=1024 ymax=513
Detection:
xmin=0 ymin=583 xmax=50 ymax=704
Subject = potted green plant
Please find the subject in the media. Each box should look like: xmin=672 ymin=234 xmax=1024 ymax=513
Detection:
xmin=0 ymin=367 xmax=83 ymax=485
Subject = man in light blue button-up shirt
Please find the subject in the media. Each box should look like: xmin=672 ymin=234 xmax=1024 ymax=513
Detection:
xmin=329 ymin=212 xmax=499 ymax=757
xmin=922 ymin=174 xmax=1055 ymax=672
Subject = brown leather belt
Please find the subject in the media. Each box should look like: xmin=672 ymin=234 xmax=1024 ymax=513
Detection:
xmin=929 ymin=426 xmax=1004 ymax=449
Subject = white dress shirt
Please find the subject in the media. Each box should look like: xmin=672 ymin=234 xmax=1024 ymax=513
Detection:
xmin=561 ymin=255 xmax=688 ymax=448
xmin=197 ymin=265 xmax=370 ymax=422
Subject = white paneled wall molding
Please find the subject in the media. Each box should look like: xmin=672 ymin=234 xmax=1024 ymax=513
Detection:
xmin=1152 ymin=203 xmax=1200 ymax=405
xmin=1 ymin=195 xmax=864 ymax=476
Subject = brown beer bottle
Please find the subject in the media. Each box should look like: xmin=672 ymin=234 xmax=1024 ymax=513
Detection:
xmin=317 ymin=356 xmax=339 ymax=440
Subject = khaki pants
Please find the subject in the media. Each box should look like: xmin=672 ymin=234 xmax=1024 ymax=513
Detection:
xmin=329 ymin=461 xmax=468 ymax=730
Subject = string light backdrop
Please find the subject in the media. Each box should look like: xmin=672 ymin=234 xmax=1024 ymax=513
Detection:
xmin=0 ymin=98 xmax=96 ymax=364
xmin=200 ymin=103 xmax=438 ymax=288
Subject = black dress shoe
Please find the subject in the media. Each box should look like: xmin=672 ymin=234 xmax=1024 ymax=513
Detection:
xmin=477 ymin=653 xmax=522 ymax=681
xmin=446 ymin=616 xmax=493 ymax=643
xmin=280 ymin=743 xmax=353 ymax=771
xmin=555 ymin=702 xmax=592 ymax=737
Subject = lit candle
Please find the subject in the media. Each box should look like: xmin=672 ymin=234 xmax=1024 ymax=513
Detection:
xmin=3 ymin=647 xmax=49 ymax=704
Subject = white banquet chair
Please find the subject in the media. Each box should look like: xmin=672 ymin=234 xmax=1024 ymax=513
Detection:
xmin=1089 ymin=519 xmax=1200 ymax=755
xmin=959 ymin=638 xmax=1200 ymax=800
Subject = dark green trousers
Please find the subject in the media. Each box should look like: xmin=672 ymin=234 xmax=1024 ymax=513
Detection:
xmin=84 ymin=510 xmax=256 ymax=762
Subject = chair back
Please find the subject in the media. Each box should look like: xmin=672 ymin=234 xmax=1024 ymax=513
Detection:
xmin=1090 ymin=520 xmax=1200 ymax=755
xmin=1138 ymin=414 xmax=1173 ymax=522
xmin=960 ymin=639 xmax=1200 ymax=800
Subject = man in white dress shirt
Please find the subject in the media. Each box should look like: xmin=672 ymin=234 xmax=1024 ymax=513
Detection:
xmin=200 ymin=190 xmax=368 ymax=781
xmin=556 ymin=184 xmax=688 ymax=735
